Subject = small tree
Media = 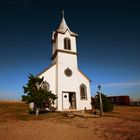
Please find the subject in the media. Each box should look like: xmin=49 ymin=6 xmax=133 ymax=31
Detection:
xmin=22 ymin=74 xmax=57 ymax=115
xmin=95 ymin=93 xmax=113 ymax=112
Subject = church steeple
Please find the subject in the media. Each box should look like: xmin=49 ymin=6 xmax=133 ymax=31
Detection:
xmin=51 ymin=11 xmax=78 ymax=61
xmin=56 ymin=11 xmax=78 ymax=37
xmin=57 ymin=11 xmax=69 ymax=32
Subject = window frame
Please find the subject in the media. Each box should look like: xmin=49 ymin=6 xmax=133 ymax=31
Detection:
xmin=41 ymin=81 xmax=50 ymax=91
xmin=64 ymin=37 xmax=71 ymax=50
xmin=80 ymin=84 xmax=87 ymax=100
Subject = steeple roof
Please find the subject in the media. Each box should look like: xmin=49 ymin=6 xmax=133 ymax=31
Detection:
xmin=56 ymin=11 xmax=78 ymax=36
xmin=57 ymin=15 xmax=68 ymax=32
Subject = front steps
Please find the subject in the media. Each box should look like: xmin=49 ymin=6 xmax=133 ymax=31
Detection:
xmin=62 ymin=110 xmax=99 ymax=118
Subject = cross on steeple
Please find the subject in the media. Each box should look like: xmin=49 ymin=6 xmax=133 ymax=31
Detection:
xmin=62 ymin=10 xmax=64 ymax=18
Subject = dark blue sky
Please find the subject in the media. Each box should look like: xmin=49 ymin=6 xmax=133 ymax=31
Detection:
xmin=0 ymin=0 xmax=140 ymax=100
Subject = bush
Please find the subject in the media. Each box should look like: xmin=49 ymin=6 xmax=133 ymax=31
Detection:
xmin=22 ymin=74 xmax=57 ymax=115
xmin=95 ymin=93 xmax=113 ymax=112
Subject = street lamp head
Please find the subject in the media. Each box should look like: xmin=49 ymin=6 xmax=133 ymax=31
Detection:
xmin=97 ymin=85 xmax=101 ymax=90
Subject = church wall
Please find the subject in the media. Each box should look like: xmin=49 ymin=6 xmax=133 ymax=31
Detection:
xmin=56 ymin=52 xmax=91 ymax=111
xmin=38 ymin=64 xmax=57 ymax=107
xmin=56 ymin=52 xmax=79 ymax=111
xmin=76 ymin=71 xmax=92 ymax=110
xmin=57 ymin=52 xmax=78 ymax=68
xmin=52 ymin=36 xmax=58 ymax=55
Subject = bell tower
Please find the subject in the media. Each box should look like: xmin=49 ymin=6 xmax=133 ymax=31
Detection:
xmin=51 ymin=11 xmax=78 ymax=65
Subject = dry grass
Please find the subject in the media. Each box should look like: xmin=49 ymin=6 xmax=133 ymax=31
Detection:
xmin=0 ymin=101 xmax=140 ymax=140
xmin=0 ymin=101 xmax=64 ymax=122
xmin=104 ymin=105 xmax=140 ymax=121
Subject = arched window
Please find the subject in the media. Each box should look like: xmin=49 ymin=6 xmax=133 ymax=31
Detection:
xmin=64 ymin=37 xmax=71 ymax=50
xmin=80 ymin=84 xmax=87 ymax=100
xmin=41 ymin=81 xmax=50 ymax=91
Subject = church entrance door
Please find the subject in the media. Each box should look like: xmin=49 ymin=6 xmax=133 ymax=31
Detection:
xmin=62 ymin=93 xmax=70 ymax=109
xmin=62 ymin=92 xmax=76 ymax=110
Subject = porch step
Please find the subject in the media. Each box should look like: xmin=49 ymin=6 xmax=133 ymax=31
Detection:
xmin=62 ymin=111 xmax=75 ymax=117
xmin=62 ymin=111 xmax=99 ymax=118
xmin=73 ymin=112 xmax=99 ymax=118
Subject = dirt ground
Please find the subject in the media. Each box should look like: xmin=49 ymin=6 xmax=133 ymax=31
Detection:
xmin=0 ymin=101 xmax=140 ymax=140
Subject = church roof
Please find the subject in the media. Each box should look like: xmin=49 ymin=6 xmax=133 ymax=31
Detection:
xmin=55 ymin=11 xmax=78 ymax=37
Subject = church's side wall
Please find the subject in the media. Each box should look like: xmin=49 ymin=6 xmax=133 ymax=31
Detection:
xmin=38 ymin=64 xmax=57 ymax=107
xmin=76 ymin=71 xmax=92 ymax=110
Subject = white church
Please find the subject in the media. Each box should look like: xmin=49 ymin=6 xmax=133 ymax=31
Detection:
xmin=37 ymin=12 xmax=92 ymax=111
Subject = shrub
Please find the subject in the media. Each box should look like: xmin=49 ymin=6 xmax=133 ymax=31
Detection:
xmin=95 ymin=93 xmax=113 ymax=112
xmin=22 ymin=74 xmax=57 ymax=115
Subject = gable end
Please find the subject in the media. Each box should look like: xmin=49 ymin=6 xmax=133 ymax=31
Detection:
xmin=78 ymin=69 xmax=91 ymax=82
xmin=36 ymin=63 xmax=56 ymax=77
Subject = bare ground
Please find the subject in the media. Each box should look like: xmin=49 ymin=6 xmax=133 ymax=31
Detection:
xmin=0 ymin=101 xmax=140 ymax=140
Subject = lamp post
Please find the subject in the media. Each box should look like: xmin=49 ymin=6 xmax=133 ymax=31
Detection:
xmin=97 ymin=85 xmax=103 ymax=117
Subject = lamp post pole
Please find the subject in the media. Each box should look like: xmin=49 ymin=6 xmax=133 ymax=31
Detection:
xmin=97 ymin=85 xmax=103 ymax=117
